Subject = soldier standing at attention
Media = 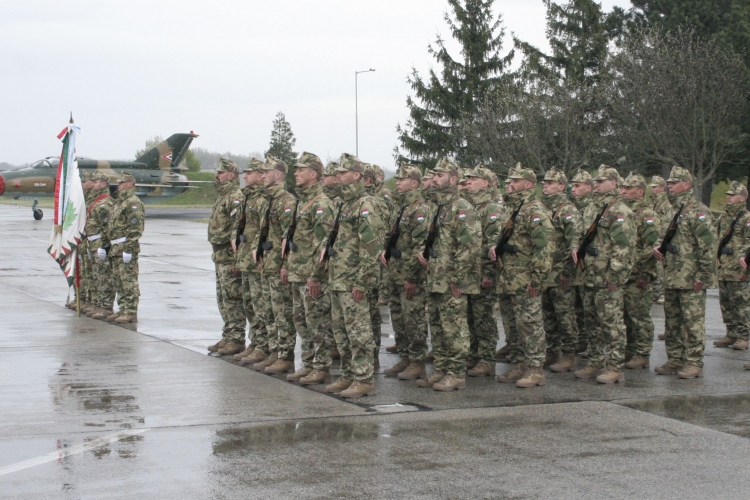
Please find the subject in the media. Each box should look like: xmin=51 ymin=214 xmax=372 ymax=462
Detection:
xmin=416 ymin=158 xmax=481 ymax=391
xmin=281 ymin=152 xmax=336 ymax=385
xmin=573 ymin=165 xmax=635 ymax=384
xmin=381 ymin=164 xmax=430 ymax=380
xmin=105 ymin=172 xmax=145 ymax=324
xmin=714 ymin=181 xmax=750 ymax=352
xmin=206 ymin=159 xmax=245 ymax=355
xmin=78 ymin=172 xmax=96 ymax=314
xmin=322 ymin=154 xmax=384 ymax=398
xmin=570 ymin=169 xmax=595 ymax=354
xmin=620 ymin=173 xmax=661 ymax=369
xmin=362 ymin=163 xmax=386 ymax=367
xmin=495 ymin=170 xmax=516 ymax=362
xmin=251 ymin=156 xmax=297 ymax=374
xmin=492 ymin=167 xmax=554 ymax=388
xmin=653 ymin=166 xmax=717 ymax=378
xmin=321 ymin=161 xmax=341 ymax=201
xmin=87 ymin=172 xmax=116 ymax=320
xmin=374 ymin=164 xmax=393 ymax=308
xmin=650 ymin=175 xmax=671 ymax=308
xmin=540 ymin=168 xmax=583 ymax=373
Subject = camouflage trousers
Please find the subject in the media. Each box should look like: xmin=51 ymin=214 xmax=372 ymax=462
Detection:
xmin=369 ymin=286 xmax=382 ymax=358
xmin=379 ymin=266 xmax=391 ymax=302
xmin=428 ymin=292 xmax=470 ymax=377
xmin=388 ymin=280 xmax=428 ymax=362
xmin=214 ymin=263 xmax=245 ymax=343
xmin=112 ymin=255 xmax=140 ymax=316
xmin=624 ymin=280 xmax=654 ymax=359
xmin=467 ymin=287 xmax=499 ymax=365
xmin=648 ymin=263 xmax=665 ymax=302
xmin=498 ymin=293 xmax=520 ymax=362
xmin=719 ymin=281 xmax=750 ymax=341
xmin=542 ymin=285 xmax=579 ymax=355
xmin=246 ymin=272 xmax=270 ymax=353
xmin=291 ymin=281 xmax=334 ymax=371
xmin=262 ymin=274 xmax=295 ymax=361
xmin=82 ymin=248 xmax=95 ymax=303
xmin=241 ymin=272 xmax=263 ymax=347
xmin=575 ymin=286 xmax=587 ymax=349
xmin=582 ymin=286 xmax=626 ymax=370
xmin=92 ymin=256 xmax=115 ymax=310
xmin=331 ymin=290 xmax=375 ymax=383
xmin=499 ymin=292 xmax=545 ymax=368
xmin=664 ymin=289 xmax=706 ymax=368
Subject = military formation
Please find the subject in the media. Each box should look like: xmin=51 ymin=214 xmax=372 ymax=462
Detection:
xmin=65 ymin=156 xmax=750 ymax=396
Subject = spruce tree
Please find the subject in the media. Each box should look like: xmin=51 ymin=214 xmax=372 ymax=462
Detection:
xmin=264 ymin=111 xmax=298 ymax=189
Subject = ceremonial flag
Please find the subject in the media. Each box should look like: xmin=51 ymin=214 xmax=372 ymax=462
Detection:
xmin=47 ymin=118 xmax=86 ymax=286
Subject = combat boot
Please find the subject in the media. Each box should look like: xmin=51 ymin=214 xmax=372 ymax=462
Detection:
xmin=654 ymin=362 xmax=683 ymax=375
xmin=287 ymin=367 xmax=313 ymax=382
xmin=573 ymin=365 xmax=603 ymax=379
xmin=253 ymin=353 xmax=277 ymax=371
xmin=85 ymin=308 xmax=99 ymax=317
xmin=385 ymin=344 xmax=398 ymax=354
xmin=207 ymin=340 xmax=226 ymax=353
xmin=744 ymin=362 xmax=750 ymax=370
xmin=325 ymin=377 xmax=353 ymax=394
xmin=624 ymin=355 xmax=649 ymax=370
xmin=467 ymin=361 xmax=495 ymax=377
xmin=732 ymin=339 xmax=748 ymax=350
xmin=416 ymin=370 xmax=445 ymax=388
xmin=92 ymin=309 xmax=113 ymax=320
xmin=340 ymin=381 xmax=375 ymax=398
xmin=374 ymin=355 xmax=380 ymax=369
xmin=241 ymin=350 xmax=266 ymax=365
xmin=397 ymin=362 xmax=426 ymax=380
xmin=579 ymin=350 xmax=589 ymax=358
xmin=497 ymin=363 xmax=527 ymax=383
xmin=233 ymin=345 xmax=255 ymax=361
xmin=544 ymin=351 xmax=560 ymax=368
xmin=81 ymin=303 xmax=95 ymax=314
xmin=106 ymin=312 xmax=120 ymax=322
xmin=331 ymin=348 xmax=340 ymax=360
xmin=496 ymin=344 xmax=510 ymax=358
xmin=516 ymin=367 xmax=546 ymax=388
xmin=466 ymin=359 xmax=478 ymax=370
xmin=299 ymin=369 xmax=331 ymax=385
xmin=65 ymin=301 xmax=76 ymax=310
xmin=384 ymin=358 xmax=410 ymax=377
xmin=217 ymin=341 xmax=245 ymax=355
xmin=425 ymin=350 xmax=435 ymax=363
xmin=433 ymin=375 xmax=465 ymax=392
xmin=549 ymin=353 xmax=576 ymax=373
xmin=677 ymin=365 xmax=703 ymax=379
xmin=713 ymin=336 xmax=736 ymax=348
xmin=657 ymin=333 xmax=665 ymax=341
xmin=575 ymin=341 xmax=588 ymax=354
xmin=115 ymin=314 xmax=137 ymax=324
xmin=596 ymin=370 xmax=625 ymax=384
xmin=264 ymin=359 xmax=295 ymax=374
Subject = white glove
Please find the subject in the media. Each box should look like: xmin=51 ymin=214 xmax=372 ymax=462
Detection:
xmin=97 ymin=248 xmax=107 ymax=261
xmin=122 ymin=252 xmax=132 ymax=264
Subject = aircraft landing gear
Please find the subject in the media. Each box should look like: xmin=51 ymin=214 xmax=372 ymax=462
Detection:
xmin=32 ymin=200 xmax=43 ymax=220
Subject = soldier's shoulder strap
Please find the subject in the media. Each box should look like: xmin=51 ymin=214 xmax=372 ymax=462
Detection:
xmin=298 ymin=193 xmax=324 ymax=217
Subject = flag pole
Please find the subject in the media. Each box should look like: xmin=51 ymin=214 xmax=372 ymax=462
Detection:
xmin=75 ymin=253 xmax=81 ymax=317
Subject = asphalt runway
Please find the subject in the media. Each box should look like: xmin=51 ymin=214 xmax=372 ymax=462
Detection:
xmin=1 ymin=204 xmax=750 ymax=499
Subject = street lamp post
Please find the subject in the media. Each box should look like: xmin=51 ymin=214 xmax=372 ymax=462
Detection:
xmin=355 ymin=68 xmax=375 ymax=157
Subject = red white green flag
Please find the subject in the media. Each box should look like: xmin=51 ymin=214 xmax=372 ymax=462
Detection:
xmin=47 ymin=120 xmax=87 ymax=286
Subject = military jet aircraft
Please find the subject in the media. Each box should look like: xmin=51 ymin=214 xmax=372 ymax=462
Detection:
xmin=0 ymin=132 xmax=206 ymax=219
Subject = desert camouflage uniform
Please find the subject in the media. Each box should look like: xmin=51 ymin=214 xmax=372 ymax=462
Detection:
xmin=85 ymin=177 xmax=115 ymax=311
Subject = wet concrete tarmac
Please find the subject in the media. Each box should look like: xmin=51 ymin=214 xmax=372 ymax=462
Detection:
xmin=2 ymin=205 xmax=750 ymax=499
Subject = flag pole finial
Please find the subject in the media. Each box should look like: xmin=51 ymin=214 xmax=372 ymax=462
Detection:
xmin=69 ymin=112 xmax=74 ymax=124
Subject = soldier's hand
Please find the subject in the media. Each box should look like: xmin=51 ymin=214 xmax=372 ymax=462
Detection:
xmin=450 ymin=283 xmax=461 ymax=299
xmin=636 ymin=278 xmax=647 ymax=289
xmin=653 ymin=247 xmax=665 ymax=262
xmin=97 ymin=248 xmax=107 ymax=261
xmin=308 ymin=279 xmax=321 ymax=299
xmin=418 ymin=251 xmax=428 ymax=267
xmin=319 ymin=247 xmax=326 ymax=265
xmin=560 ymin=276 xmax=570 ymax=290
xmin=607 ymin=282 xmax=617 ymax=292
xmin=281 ymin=238 xmax=287 ymax=259
xmin=404 ymin=280 xmax=416 ymax=299
xmin=571 ymin=249 xmax=578 ymax=264
xmin=231 ymin=240 xmax=237 ymax=253
xmin=481 ymin=277 xmax=493 ymax=289
xmin=741 ymin=257 xmax=748 ymax=270
xmin=252 ymin=249 xmax=259 ymax=264
xmin=280 ymin=268 xmax=288 ymax=285
xmin=353 ymin=288 xmax=365 ymax=303
xmin=379 ymin=250 xmax=388 ymax=267
xmin=231 ymin=266 xmax=240 ymax=277
xmin=527 ymin=285 xmax=540 ymax=298
xmin=489 ymin=245 xmax=497 ymax=261
xmin=694 ymin=281 xmax=704 ymax=292
xmin=122 ymin=252 xmax=132 ymax=264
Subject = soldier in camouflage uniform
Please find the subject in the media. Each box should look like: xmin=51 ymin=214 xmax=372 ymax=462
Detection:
xmin=540 ymin=168 xmax=583 ymax=373
xmin=205 ymin=159 xmax=245 ymax=354
xmin=381 ymin=164 xmax=430 ymax=380
xmin=321 ymin=161 xmax=341 ymax=201
xmin=495 ymin=170 xmax=516 ymax=361
xmin=653 ymin=166 xmax=717 ymax=378
xmin=464 ymin=166 xmax=504 ymax=377
xmin=492 ymin=167 xmax=554 ymax=388
xmin=78 ymin=172 xmax=96 ymax=313
xmin=322 ymin=154 xmax=384 ymax=398
xmin=416 ymin=158 xmax=481 ymax=392
xmin=620 ymin=173 xmax=661 ymax=369
xmin=373 ymin=164 xmax=393 ymax=307
xmin=363 ymin=163 xmax=386 ymax=366
xmin=86 ymin=172 xmax=116 ymax=320
xmin=650 ymin=175 xmax=671 ymax=308
xmin=251 ymin=155 xmax=297 ymax=374
xmin=570 ymin=169 xmax=595 ymax=354
xmin=105 ymin=172 xmax=145 ymax=324
xmin=281 ymin=152 xmax=336 ymax=385
xmin=713 ymin=181 xmax=750 ymax=352
xmin=573 ymin=165 xmax=636 ymax=384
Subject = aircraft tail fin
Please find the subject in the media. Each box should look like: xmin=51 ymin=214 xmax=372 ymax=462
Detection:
xmin=135 ymin=132 xmax=199 ymax=172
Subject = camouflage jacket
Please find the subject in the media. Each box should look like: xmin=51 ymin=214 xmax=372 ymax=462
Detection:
xmin=426 ymin=187 xmax=481 ymax=294
xmin=375 ymin=184 xmax=393 ymax=214
xmin=465 ymin=189 xmax=504 ymax=288
xmin=386 ymin=189 xmax=430 ymax=286
xmin=282 ymin=183 xmax=335 ymax=283
xmin=84 ymin=188 xmax=114 ymax=251
xmin=251 ymin=183 xmax=296 ymax=275
xmin=366 ymin=184 xmax=390 ymax=243
xmin=624 ymin=197 xmax=661 ymax=283
xmin=541 ymin=192 xmax=582 ymax=287
xmin=327 ymin=181 xmax=384 ymax=292
xmin=572 ymin=191 xmax=594 ymax=213
xmin=661 ymin=189 xmax=717 ymax=288
xmin=107 ymin=186 xmax=145 ymax=257
xmin=651 ymin=191 xmax=673 ymax=222
xmin=208 ymin=178 xmax=243 ymax=265
xmin=580 ymin=191 xmax=636 ymax=287
xmin=495 ymin=189 xmax=553 ymax=295
xmin=716 ymin=201 xmax=750 ymax=282
xmin=234 ymin=185 xmax=265 ymax=273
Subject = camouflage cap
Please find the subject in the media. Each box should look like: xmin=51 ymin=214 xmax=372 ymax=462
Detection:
xmin=571 ymin=168 xmax=594 ymax=186
xmin=243 ymin=157 xmax=264 ymax=173
xmin=395 ymin=163 xmax=422 ymax=182
xmin=543 ymin=167 xmax=567 ymax=185
xmin=667 ymin=165 xmax=692 ymax=183
xmin=362 ymin=163 xmax=378 ymax=179
xmin=432 ymin=157 xmax=459 ymax=177
xmin=217 ymin=157 xmax=240 ymax=174
xmin=467 ymin=165 xmax=495 ymax=184
xmin=90 ymin=171 xmax=109 ymax=182
xmin=649 ymin=175 xmax=666 ymax=188
xmin=80 ymin=171 xmax=91 ymax=182
xmin=423 ymin=169 xmax=433 ymax=179
xmin=261 ymin=154 xmax=288 ymax=174
xmin=323 ymin=161 xmax=339 ymax=176
xmin=593 ymin=164 xmax=620 ymax=183
xmin=622 ymin=172 xmax=647 ymax=190
xmin=336 ymin=153 xmax=365 ymax=173
xmin=373 ymin=164 xmax=385 ymax=178
xmin=726 ymin=180 xmax=749 ymax=198
xmin=294 ymin=151 xmax=324 ymax=174
xmin=508 ymin=166 xmax=537 ymax=184
xmin=117 ymin=172 xmax=135 ymax=183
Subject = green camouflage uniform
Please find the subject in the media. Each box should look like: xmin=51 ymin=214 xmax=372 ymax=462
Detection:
xmin=375 ymin=175 xmax=394 ymax=305
xmin=650 ymin=176 xmax=672 ymax=301
xmin=80 ymin=180 xmax=95 ymax=304
xmin=208 ymin=162 xmax=245 ymax=344
xmin=571 ymin=170 xmax=595 ymax=349
xmin=717 ymin=181 xmax=750 ymax=343
xmin=107 ymin=176 xmax=145 ymax=316
xmin=580 ymin=166 xmax=636 ymax=372
xmin=85 ymin=175 xmax=115 ymax=311
xmin=364 ymin=165 xmax=387 ymax=360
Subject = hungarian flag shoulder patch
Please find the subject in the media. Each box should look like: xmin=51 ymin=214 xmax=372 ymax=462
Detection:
xmin=646 ymin=218 xmax=654 ymax=224
xmin=458 ymin=212 xmax=467 ymax=220
xmin=489 ymin=213 xmax=498 ymax=221
xmin=284 ymin=206 xmax=291 ymax=213
xmin=617 ymin=216 xmax=625 ymax=223
xmin=533 ymin=215 xmax=541 ymax=223
xmin=416 ymin=215 xmax=425 ymax=222
xmin=361 ymin=209 xmax=370 ymax=217
xmin=316 ymin=207 xmax=324 ymax=215
xmin=698 ymin=213 xmax=707 ymax=221
xmin=565 ymin=214 xmax=573 ymax=221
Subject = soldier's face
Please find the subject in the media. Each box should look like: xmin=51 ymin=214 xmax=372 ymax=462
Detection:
xmin=244 ymin=170 xmax=262 ymax=186
xmin=505 ymin=182 xmax=513 ymax=193
xmin=263 ymin=170 xmax=281 ymax=187
xmin=422 ymin=178 xmax=432 ymax=190
xmin=363 ymin=176 xmax=375 ymax=186
xmin=466 ymin=177 xmax=488 ymax=192
xmin=396 ymin=177 xmax=418 ymax=192
xmin=432 ymin=171 xmax=455 ymax=189
xmin=81 ymin=180 xmax=93 ymax=190
xmin=542 ymin=180 xmax=564 ymax=195
xmin=727 ymin=194 xmax=746 ymax=206
xmin=321 ymin=175 xmax=337 ymax=187
xmin=93 ymin=180 xmax=108 ymax=190
xmin=510 ymin=178 xmax=532 ymax=192
xmin=216 ymin=171 xmax=233 ymax=183
xmin=337 ymin=170 xmax=360 ymax=185
xmin=117 ymin=181 xmax=134 ymax=191
xmin=294 ymin=167 xmax=317 ymax=188
xmin=651 ymin=185 xmax=665 ymax=194
xmin=622 ymin=186 xmax=644 ymax=200
xmin=594 ymin=179 xmax=617 ymax=193
xmin=571 ymin=182 xmax=591 ymax=197
xmin=667 ymin=180 xmax=691 ymax=195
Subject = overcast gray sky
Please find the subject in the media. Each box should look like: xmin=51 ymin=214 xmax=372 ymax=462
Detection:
xmin=0 ymin=0 xmax=630 ymax=171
